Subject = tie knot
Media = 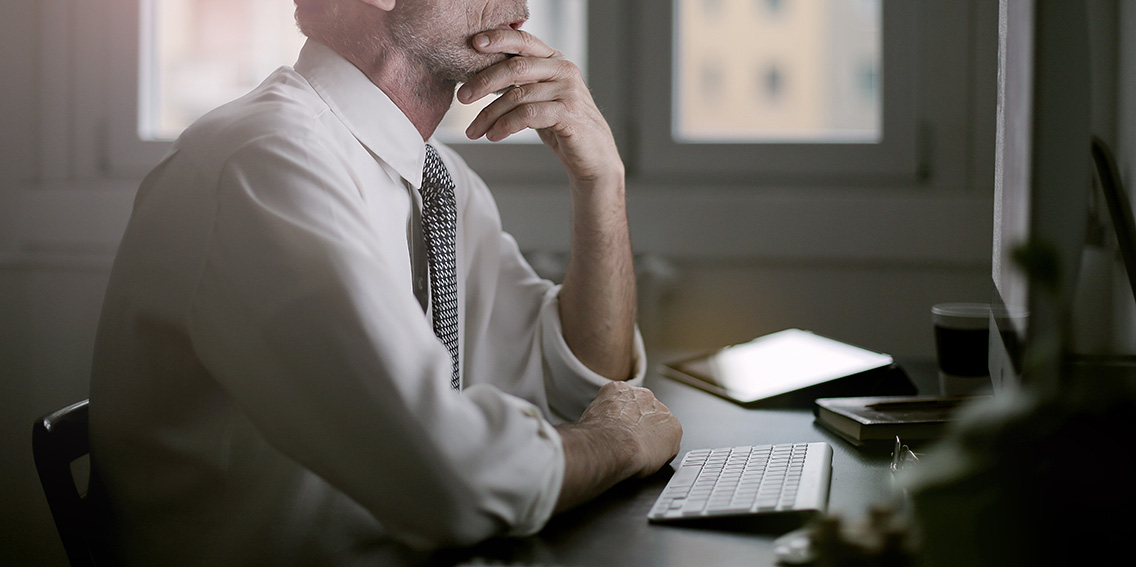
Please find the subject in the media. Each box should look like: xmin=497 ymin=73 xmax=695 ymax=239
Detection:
xmin=424 ymin=143 xmax=441 ymax=170
xmin=422 ymin=144 xmax=454 ymax=200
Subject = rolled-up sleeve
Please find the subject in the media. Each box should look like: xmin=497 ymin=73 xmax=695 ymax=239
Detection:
xmin=538 ymin=285 xmax=647 ymax=422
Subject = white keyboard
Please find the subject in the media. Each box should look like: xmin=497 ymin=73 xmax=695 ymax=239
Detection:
xmin=648 ymin=442 xmax=832 ymax=523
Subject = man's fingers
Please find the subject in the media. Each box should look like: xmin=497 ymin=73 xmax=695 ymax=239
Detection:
xmin=458 ymin=55 xmax=578 ymax=106
xmin=473 ymin=29 xmax=559 ymax=60
xmin=466 ymin=82 xmax=566 ymax=140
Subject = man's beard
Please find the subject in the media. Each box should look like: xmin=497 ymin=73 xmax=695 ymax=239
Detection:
xmin=387 ymin=2 xmax=528 ymax=84
xmin=388 ymin=20 xmax=504 ymax=84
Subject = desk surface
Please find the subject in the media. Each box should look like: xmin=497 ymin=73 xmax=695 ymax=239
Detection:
xmin=432 ymin=359 xmax=939 ymax=567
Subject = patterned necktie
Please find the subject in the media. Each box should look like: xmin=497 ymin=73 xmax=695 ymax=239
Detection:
xmin=420 ymin=144 xmax=461 ymax=390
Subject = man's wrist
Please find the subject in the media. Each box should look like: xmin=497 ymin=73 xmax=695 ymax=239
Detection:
xmin=561 ymin=419 xmax=638 ymax=480
xmin=553 ymin=420 xmax=639 ymax=513
xmin=567 ymin=153 xmax=625 ymax=195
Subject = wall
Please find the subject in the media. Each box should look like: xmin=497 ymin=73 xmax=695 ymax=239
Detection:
xmin=493 ymin=185 xmax=995 ymax=354
xmin=15 ymin=1 xmax=1130 ymax=565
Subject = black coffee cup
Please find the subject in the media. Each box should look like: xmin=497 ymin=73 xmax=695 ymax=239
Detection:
xmin=932 ymin=303 xmax=992 ymax=395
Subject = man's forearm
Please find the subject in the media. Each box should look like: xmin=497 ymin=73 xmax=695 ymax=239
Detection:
xmin=553 ymin=421 xmax=635 ymax=513
xmin=558 ymin=171 xmax=637 ymax=381
xmin=456 ymin=27 xmax=637 ymax=380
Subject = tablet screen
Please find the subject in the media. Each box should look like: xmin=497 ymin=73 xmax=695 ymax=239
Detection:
xmin=662 ymin=329 xmax=894 ymax=404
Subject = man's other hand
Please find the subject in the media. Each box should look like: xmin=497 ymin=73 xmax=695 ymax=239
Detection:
xmin=577 ymin=382 xmax=683 ymax=478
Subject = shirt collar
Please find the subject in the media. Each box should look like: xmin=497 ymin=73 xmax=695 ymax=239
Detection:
xmin=294 ymin=39 xmax=427 ymax=188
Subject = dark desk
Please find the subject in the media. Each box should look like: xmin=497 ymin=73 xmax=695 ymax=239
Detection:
xmin=443 ymin=360 xmax=939 ymax=567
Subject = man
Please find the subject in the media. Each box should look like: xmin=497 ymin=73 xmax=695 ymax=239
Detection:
xmin=88 ymin=0 xmax=682 ymax=564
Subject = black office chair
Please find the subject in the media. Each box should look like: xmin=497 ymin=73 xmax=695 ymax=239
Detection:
xmin=33 ymin=399 xmax=100 ymax=567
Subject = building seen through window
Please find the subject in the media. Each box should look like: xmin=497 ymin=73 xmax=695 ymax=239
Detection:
xmin=675 ymin=0 xmax=881 ymax=143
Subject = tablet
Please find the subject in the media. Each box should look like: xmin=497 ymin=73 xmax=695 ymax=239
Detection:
xmin=660 ymin=329 xmax=897 ymax=405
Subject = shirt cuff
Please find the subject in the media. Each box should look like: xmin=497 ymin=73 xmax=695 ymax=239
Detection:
xmin=539 ymin=285 xmax=647 ymax=423
xmin=484 ymin=391 xmax=565 ymax=537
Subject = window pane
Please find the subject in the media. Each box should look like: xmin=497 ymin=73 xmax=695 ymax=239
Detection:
xmin=140 ymin=0 xmax=586 ymax=144
xmin=435 ymin=0 xmax=588 ymax=144
xmin=674 ymin=0 xmax=881 ymax=143
xmin=140 ymin=0 xmax=305 ymax=141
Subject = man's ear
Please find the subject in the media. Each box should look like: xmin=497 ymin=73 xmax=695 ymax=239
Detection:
xmin=356 ymin=0 xmax=396 ymax=11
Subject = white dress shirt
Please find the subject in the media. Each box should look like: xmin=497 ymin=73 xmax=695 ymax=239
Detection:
xmin=89 ymin=39 xmax=644 ymax=566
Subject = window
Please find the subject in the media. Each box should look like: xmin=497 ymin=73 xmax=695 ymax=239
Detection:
xmin=700 ymin=60 xmax=725 ymax=105
xmin=103 ymin=0 xmax=975 ymax=187
xmin=763 ymin=0 xmax=786 ymax=16
xmin=759 ymin=64 xmax=784 ymax=103
xmin=633 ymin=0 xmax=918 ymax=184
xmin=676 ymin=0 xmax=882 ymax=143
xmin=140 ymin=0 xmax=305 ymax=141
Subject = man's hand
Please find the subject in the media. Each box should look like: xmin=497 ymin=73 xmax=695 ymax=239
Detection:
xmin=554 ymin=382 xmax=683 ymax=513
xmin=575 ymin=382 xmax=683 ymax=479
xmin=457 ymin=29 xmax=623 ymax=187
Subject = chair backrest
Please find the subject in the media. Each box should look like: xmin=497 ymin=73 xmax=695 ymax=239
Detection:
xmin=33 ymin=399 xmax=99 ymax=567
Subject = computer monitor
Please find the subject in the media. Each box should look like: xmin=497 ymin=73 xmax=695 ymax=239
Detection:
xmin=989 ymin=0 xmax=1092 ymax=393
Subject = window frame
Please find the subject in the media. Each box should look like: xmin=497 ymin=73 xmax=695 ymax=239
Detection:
xmin=632 ymin=0 xmax=920 ymax=186
xmin=107 ymin=0 xmax=169 ymax=178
